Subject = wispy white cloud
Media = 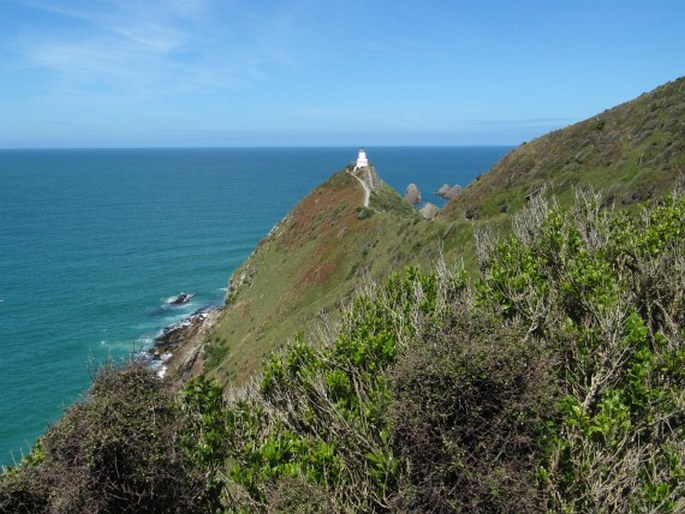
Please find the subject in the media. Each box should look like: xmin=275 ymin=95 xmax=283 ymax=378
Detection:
xmin=29 ymin=39 xmax=127 ymax=77
xmin=8 ymin=0 xmax=299 ymax=96
xmin=110 ymin=21 xmax=187 ymax=54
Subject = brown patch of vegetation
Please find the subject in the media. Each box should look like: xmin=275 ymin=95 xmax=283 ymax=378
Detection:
xmin=299 ymin=258 xmax=337 ymax=288
xmin=390 ymin=311 xmax=555 ymax=513
xmin=282 ymin=171 xmax=362 ymax=249
xmin=0 ymin=363 xmax=214 ymax=514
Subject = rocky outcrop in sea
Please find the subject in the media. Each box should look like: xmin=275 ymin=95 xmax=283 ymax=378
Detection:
xmin=404 ymin=183 xmax=422 ymax=204
xmin=167 ymin=292 xmax=193 ymax=305
xmin=435 ymin=183 xmax=462 ymax=200
xmin=420 ymin=202 xmax=440 ymax=220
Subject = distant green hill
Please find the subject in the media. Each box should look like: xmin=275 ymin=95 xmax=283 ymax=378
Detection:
xmin=444 ymin=76 xmax=685 ymax=221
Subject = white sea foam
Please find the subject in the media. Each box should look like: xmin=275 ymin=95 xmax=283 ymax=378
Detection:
xmin=132 ymin=337 xmax=154 ymax=352
xmin=147 ymin=358 xmax=162 ymax=370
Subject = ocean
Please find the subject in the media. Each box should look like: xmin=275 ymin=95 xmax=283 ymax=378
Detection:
xmin=0 ymin=146 xmax=511 ymax=465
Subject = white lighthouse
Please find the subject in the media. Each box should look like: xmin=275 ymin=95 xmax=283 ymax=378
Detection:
xmin=355 ymin=147 xmax=368 ymax=169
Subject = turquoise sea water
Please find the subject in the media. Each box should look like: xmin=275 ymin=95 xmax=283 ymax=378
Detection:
xmin=0 ymin=146 xmax=511 ymax=465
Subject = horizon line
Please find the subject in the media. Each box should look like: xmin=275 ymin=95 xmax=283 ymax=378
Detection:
xmin=0 ymin=143 xmax=519 ymax=151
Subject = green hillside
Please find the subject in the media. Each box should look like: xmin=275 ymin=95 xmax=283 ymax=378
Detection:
xmin=204 ymin=166 xmax=425 ymax=385
xmin=444 ymin=77 xmax=685 ymax=221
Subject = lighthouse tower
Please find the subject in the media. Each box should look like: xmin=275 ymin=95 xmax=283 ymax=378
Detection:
xmin=355 ymin=147 xmax=368 ymax=169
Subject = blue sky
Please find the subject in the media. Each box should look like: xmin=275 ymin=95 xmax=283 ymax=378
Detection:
xmin=1 ymin=0 xmax=684 ymax=148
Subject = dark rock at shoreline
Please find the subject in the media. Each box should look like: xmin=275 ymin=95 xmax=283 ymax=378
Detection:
xmin=141 ymin=305 xmax=220 ymax=383
xmin=150 ymin=308 xmax=212 ymax=356
xmin=169 ymin=292 xmax=193 ymax=305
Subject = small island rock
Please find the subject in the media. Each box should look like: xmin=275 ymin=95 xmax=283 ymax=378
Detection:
xmin=169 ymin=292 xmax=193 ymax=305
xmin=404 ymin=183 xmax=422 ymax=204
xmin=435 ymin=183 xmax=462 ymax=200
xmin=420 ymin=202 xmax=440 ymax=220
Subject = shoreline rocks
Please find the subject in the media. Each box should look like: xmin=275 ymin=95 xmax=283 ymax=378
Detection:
xmin=141 ymin=306 xmax=220 ymax=383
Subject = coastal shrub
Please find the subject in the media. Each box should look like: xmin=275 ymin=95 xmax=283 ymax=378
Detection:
xmin=0 ymin=362 xmax=217 ymax=514
xmin=202 ymin=265 xmax=465 ymax=512
xmin=0 ymin=462 xmax=50 ymax=514
xmin=476 ymin=192 xmax=685 ymax=512
xmin=207 ymin=193 xmax=683 ymax=512
xmin=261 ymin=475 xmax=334 ymax=513
xmin=389 ymin=308 xmax=555 ymax=513
xmin=380 ymin=192 xmax=684 ymax=513
xmin=205 ymin=336 xmax=230 ymax=370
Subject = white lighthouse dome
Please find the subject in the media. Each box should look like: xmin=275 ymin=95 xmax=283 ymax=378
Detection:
xmin=355 ymin=147 xmax=368 ymax=169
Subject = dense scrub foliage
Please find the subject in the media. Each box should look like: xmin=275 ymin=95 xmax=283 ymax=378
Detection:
xmin=0 ymin=363 xmax=216 ymax=514
xmin=477 ymin=192 xmax=685 ymax=513
xmin=184 ymin=191 xmax=684 ymax=513
xmin=2 ymin=192 xmax=684 ymax=513
xmin=176 ymin=265 xmax=465 ymax=512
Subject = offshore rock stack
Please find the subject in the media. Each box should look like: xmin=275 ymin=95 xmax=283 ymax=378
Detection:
xmin=419 ymin=202 xmax=440 ymax=220
xmin=404 ymin=183 xmax=422 ymax=204
xmin=435 ymin=183 xmax=462 ymax=200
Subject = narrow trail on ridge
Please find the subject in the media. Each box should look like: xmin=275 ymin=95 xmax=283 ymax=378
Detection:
xmin=349 ymin=169 xmax=371 ymax=208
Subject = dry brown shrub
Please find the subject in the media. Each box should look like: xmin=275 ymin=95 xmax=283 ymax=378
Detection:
xmin=389 ymin=311 xmax=557 ymax=513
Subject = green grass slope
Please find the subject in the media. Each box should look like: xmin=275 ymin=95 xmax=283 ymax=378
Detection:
xmin=443 ymin=76 xmax=685 ymax=222
xmin=204 ymin=166 xmax=427 ymax=385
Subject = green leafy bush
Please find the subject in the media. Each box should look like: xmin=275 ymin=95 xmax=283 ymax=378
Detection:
xmin=477 ymin=192 xmax=685 ymax=512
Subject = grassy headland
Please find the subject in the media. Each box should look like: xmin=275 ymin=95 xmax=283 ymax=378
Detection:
xmin=204 ymin=77 xmax=685 ymax=390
